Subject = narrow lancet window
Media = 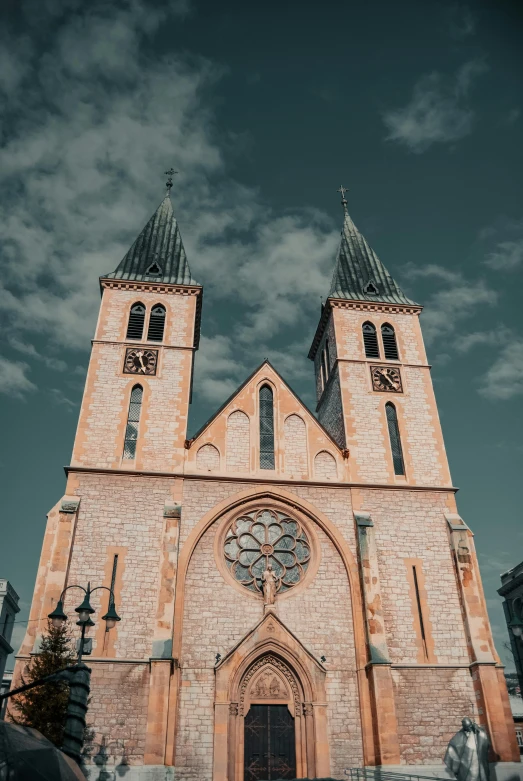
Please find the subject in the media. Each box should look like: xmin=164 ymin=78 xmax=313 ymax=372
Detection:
xmin=259 ymin=385 xmax=275 ymax=469
xmin=362 ymin=322 xmax=380 ymax=358
xmin=123 ymin=385 xmax=143 ymax=459
xmin=147 ymin=304 xmax=166 ymax=342
xmin=382 ymin=323 xmax=399 ymax=360
xmin=126 ymin=302 xmax=146 ymax=341
xmin=385 ymin=402 xmax=405 ymax=476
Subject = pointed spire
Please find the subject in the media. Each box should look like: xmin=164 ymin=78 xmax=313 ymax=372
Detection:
xmin=328 ymin=186 xmax=416 ymax=306
xmin=104 ymin=180 xmax=198 ymax=286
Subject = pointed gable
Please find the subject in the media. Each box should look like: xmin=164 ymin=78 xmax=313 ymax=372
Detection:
xmin=186 ymin=360 xmax=347 ymax=482
xmin=329 ymin=207 xmax=416 ymax=306
xmin=104 ymin=193 xmax=199 ymax=286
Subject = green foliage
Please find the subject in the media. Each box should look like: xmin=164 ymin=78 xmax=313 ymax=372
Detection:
xmin=11 ymin=619 xmax=77 ymax=747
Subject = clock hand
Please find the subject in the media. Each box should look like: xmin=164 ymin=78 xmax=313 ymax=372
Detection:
xmin=380 ymin=371 xmax=394 ymax=388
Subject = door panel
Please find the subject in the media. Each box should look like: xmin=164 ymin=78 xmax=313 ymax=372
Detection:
xmin=244 ymin=704 xmax=296 ymax=781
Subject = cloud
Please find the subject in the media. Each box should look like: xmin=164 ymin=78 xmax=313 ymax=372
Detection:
xmin=454 ymin=325 xmax=511 ymax=353
xmin=8 ymin=337 xmax=68 ymax=372
xmin=485 ymin=240 xmax=523 ymax=271
xmin=0 ymin=0 xmax=338 ymax=413
xmin=407 ymin=265 xmax=497 ymax=345
xmin=383 ymin=59 xmax=488 ymax=153
xmin=49 ymin=388 xmax=78 ymax=409
xmin=0 ymin=357 xmax=36 ymax=397
xmin=479 ymin=340 xmax=523 ymax=401
xmin=447 ymin=5 xmax=476 ymax=39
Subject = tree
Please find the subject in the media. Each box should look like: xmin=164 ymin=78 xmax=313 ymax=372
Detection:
xmin=10 ymin=619 xmax=77 ymax=747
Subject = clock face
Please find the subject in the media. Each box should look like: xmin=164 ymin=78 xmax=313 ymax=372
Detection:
xmin=124 ymin=348 xmax=158 ymax=376
xmin=370 ymin=365 xmax=402 ymax=393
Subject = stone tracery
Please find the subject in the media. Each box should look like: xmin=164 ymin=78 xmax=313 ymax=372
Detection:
xmin=223 ymin=508 xmax=311 ymax=595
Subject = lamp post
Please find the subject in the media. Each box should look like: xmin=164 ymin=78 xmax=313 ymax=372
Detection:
xmin=48 ymin=581 xmax=121 ymax=662
xmin=47 ymin=582 xmax=121 ymax=763
xmin=508 ymin=613 xmax=523 ymax=639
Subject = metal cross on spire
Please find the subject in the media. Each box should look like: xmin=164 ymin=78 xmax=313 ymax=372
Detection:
xmin=337 ymin=184 xmax=349 ymax=214
xmin=165 ymin=167 xmax=178 ymax=192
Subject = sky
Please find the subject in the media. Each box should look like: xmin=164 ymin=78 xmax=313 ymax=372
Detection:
xmin=0 ymin=0 xmax=522 ymax=672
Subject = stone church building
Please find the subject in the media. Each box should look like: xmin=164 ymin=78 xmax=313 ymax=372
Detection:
xmin=14 ymin=186 xmax=519 ymax=780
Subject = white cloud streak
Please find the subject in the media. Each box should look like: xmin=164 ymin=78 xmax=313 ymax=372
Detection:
xmin=479 ymin=340 xmax=523 ymax=401
xmin=407 ymin=264 xmax=497 ymax=345
xmin=0 ymin=357 xmax=36 ymax=398
xmin=0 ymin=0 xmax=339 ymax=405
xmin=383 ymin=60 xmax=488 ymax=153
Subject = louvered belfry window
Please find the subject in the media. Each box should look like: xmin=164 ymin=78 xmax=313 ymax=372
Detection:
xmin=382 ymin=323 xmax=399 ymax=360
xmin=259 ymin=385 xmax=275 ymax=469
xmin=385 ymin=402 xmax=405 ymax=476
xmin=362 ymin=322 xmax=380 ymax=358
xmin=126 ymin=303 xmax=146 ymax=340
xmin=123 ymin=385 xmax=143 ymax=459
xmin=147 ymin=304 xmax=166 ymax=342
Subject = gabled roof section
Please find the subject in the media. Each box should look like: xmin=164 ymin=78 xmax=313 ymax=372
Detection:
xmin=189 ymin=359 xmax=342 ymax=452
xmin=104 ymin=193 xmax=199 ymax=286
xmin=329 ymin=204 xmax=417 ymax=306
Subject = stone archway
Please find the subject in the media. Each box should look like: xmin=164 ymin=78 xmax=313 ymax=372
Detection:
xmin=213 ymin=612 xmax=330 ymax=781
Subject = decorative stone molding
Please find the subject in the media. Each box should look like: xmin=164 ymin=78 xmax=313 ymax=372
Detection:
xmin=60 ymin=497 xmax=80 ymax=514
xmin=229 ymin=702 xmax=238 ymax=716
xmin=239 ymin=654 xmax=301 ymax=716
xmin=445 ymin=513 xmax=471 ymax=532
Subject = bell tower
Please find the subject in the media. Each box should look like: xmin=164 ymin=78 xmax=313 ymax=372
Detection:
xmin=309 ymin=187 xmax=451 ymax=488
xmin=71 ymin=184 xmax=202 ymax=474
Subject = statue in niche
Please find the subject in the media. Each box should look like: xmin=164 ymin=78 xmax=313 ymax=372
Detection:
xmin=262 ymin=563 xmax=278 ymax=607
xmin=444 ymin=717 xmax=490 ymax=781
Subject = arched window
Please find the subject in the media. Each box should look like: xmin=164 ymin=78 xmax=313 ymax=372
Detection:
xmin=147 ymin=304 xmax=166 ymax=342
xmin=385 ymin=402 xmax=405 ymax=476
xmin=123 ymin=385 xmax=143 ymax=459
xmin=259 ymin=385 xmax=275 ymax=469
xmin=382 ymin=323 xmax=399 ymax=360
xmin=362 ymin=321 xmax=380 ymax=358
xmin=126 ymin=302 xmax=146 ymax=341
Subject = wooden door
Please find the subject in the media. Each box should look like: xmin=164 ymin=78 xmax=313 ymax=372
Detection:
xmin=244 ymin=704 xmax=296 ymax=780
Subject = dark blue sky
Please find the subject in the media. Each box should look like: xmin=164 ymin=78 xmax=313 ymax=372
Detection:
xmin=0 ymin=0 xmax=522 ymax=668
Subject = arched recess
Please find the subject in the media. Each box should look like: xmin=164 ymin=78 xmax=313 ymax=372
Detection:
xmin=168 ymin=486 xmax=374 ymax=767
xmin=196 ymin=443 xmax=220 ymax=472
xmin=213 ymin=612 xmax=329 ymax=781
xmin=226 ymin=410 xmax=250 ymax=472
xmin=284 ymin=414 xmax=308 ymax=478
xmin=314 ymin=450 xmax=337 ymax=480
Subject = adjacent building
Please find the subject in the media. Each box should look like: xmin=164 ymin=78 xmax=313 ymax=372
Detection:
xmin=12 ymin=186 xmax=520 ymax=780
xmin=0 ymin=580 xmax=20 ymax=685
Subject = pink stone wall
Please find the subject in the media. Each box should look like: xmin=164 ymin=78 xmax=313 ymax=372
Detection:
xmin=65 ymin=472 xmax=172 ymax=660
xmin=333 ymin=307 xmax=451 ymax=487
xmin=284 ymin=414 xmax=308 ymax=478
xmin=226 ymin=410 xmax=250 ymax=472
xmin=85 ymin=662 xmax=150 ymax=766
xmin=71 ymin=286 xmax=197 ymax=472
xmin=359 ymin=489 xmax=470 ymax=664
xmin=176 ymin=482 xmax=364 ymax=779
xmin=392 ymin=667 xmax=477 ymax=764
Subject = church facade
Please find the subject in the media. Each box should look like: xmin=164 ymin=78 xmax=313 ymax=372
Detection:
xmin=14 ymin=186 xmax=519 ymax=780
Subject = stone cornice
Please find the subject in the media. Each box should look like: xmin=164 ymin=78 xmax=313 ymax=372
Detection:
xmin=65 ymin=465 xmax=458 ymax=493
xmin=99 ymin=278 xmax=202 ymax=296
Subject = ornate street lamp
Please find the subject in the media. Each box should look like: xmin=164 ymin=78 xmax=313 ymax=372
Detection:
xmin=48 ymin=581 xmax=121 ymax=662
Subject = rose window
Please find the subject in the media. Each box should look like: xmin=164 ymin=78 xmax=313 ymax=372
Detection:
xmin=224 ymin=509 xmax=311 ymax=595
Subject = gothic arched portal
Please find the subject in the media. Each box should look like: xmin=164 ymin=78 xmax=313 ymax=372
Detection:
xmin=213 ymin=612 xmax=329 ymax=781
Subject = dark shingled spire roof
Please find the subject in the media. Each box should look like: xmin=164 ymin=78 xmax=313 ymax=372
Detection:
xmin=104 ymin=193 xmax=199 ymax=285
xmin=329 ymin=208 xmax=416 ymax=306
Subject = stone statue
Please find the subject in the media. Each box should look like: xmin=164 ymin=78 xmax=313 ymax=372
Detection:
xmin=262 ymin=564 xmax=277 ymax=606
xmin=444 ymin=717 xmax=490 ymax=781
